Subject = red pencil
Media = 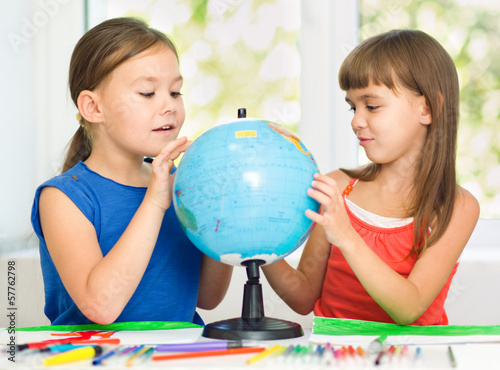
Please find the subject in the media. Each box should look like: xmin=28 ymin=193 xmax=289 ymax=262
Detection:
xmin=152 ymin=347 xmax=266 ymax=361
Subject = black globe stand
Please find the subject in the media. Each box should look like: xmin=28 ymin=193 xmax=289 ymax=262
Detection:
xmin=202 ymin=259 xmax=304 ymax=340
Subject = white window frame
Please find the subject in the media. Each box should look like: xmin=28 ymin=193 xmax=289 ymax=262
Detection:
xmin=298 ymin=0 xmax=359 ymax=173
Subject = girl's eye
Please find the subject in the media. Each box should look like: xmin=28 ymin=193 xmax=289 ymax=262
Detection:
xmin=367 ymin=105 xmax=378 ymax=111
xmin=140 ymin=92 xmax=155 ymax=98
xmin=170 ymin=92 xmax=183 ymax=98
xmin=348 ymin=107 xmax=356 ymax=113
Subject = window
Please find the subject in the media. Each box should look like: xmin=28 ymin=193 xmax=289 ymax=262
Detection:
xmin=102 ymin=0 xmax=302 ymax=141
xmin=1 ymin=0 xmax=497 ymax=255
xmin=96 ymin=0 xmax=360 ymax=172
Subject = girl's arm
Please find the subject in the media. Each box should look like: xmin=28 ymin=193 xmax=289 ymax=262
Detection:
xmin=261 ymin=224 xmax=332 ymax=315
xmin=39 ymin=137 xmax=190 ymax=325
xmin=260 ymin=170 xmax=351 ymax=315
xmin=308 ymin=173 xmax=480 ymax=325
xmin=197 ymin=256 xmax=233 ymax=310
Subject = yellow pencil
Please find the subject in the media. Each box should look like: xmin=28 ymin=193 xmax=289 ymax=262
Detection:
xmin=126 ymin=345 xmax=150 ymax=367
xmin=273 ymin=345 xmax=288 ymax=357
xmin=246 ymin=344 xmax=283 ymax=365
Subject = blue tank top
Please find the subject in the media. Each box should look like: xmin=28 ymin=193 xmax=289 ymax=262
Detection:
xmin=31 ymin=161 xmax=203 ymax=325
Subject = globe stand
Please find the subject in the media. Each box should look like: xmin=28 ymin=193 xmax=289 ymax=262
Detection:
xmin=202 ymin=259 xmax=304 ymax=340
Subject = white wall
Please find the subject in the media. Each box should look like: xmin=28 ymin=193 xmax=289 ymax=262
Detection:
xmin=1 ymin=2 xmax=37 ymax=253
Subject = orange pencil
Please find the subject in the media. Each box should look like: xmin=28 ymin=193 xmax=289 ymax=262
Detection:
xmin=152 ymin=347 xmax=266 ymax=361
xmin=356 ymin=346 xmax=367 ymax=358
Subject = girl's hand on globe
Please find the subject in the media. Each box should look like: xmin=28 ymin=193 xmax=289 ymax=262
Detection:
xmin=146 ymin=136 xmax=191 ymax=211
xmin=305 ymin=173 xmax=358 ymax=249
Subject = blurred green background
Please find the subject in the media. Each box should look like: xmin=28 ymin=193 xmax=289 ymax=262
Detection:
xmin=360 ymin=0 xmax=500 ymax=217
xmin=105 ymin=0 xmax=499 ymax=217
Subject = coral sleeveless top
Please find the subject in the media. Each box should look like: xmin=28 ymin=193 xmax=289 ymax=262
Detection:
xmin=313 ymin=179 xmax=457 ymax=325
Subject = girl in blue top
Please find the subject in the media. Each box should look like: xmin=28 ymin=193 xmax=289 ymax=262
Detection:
xmin=31 ymin=17 xmax=233 ymax=325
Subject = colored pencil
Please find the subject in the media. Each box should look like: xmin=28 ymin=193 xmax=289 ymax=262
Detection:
xmin=155 ymin=341 xmax=242 ymax=352
xmin=246 ymin=344 xmax=282 ymax=365
xmin=448 ymin=346 xmax=457 ymax=368
xmin=152 ymin=346 xmax=266 ymax=361
xmin=126 ymin=345 xmax=151 ymax=367
xmin=92 ymin=347 xmax=122 ymax=365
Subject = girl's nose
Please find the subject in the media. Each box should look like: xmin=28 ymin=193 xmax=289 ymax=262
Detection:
xmin=162 ymin=95 xmax=177 ymax=115
xmin=351 ymin=112 xmax=367 ymax=131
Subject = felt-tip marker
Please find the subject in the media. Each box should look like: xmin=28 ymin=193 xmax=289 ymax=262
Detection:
xmin=39 ymin=344 xmax=88 ymax=353
xmin=43 ymin=345 xmax=104 ymax=366
xmin=16 ymin=338 xmax=119 ymax=351
xmin=368 ymin=334 xmax=387 ymax=354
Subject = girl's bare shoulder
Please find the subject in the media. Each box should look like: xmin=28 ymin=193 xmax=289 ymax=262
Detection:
xmin=455 ymin=185 xmax=480 ymax=216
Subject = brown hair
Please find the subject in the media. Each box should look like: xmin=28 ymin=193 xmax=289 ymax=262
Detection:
xmin=339 ymin=29 xmax=459 ymax=257
xmin=62 ymin=17 xmax=178 ymax=173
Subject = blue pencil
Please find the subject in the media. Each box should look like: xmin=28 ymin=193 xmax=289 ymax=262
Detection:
xmin=95 ymin=346 xmax=134 ymax=366
xmin=92 ymin=347 xmax=121 ymax=365
xmin=415 ymin=347 xmax=422 ymax=363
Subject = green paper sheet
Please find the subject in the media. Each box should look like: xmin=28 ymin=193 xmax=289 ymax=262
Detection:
xmin=313 ymin=317 xmax=500 ymax=336
xmin=15 ymin=321 xmax=202 ymax=332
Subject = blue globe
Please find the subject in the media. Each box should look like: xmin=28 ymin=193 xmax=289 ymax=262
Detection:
xmin=172 ymin=118 xmax=321 ymax=266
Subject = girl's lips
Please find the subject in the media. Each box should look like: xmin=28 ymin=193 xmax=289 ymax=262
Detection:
xmin=153 ymin=127 xmax=176 ymax=136
xmin=153 ymin=124 xmax=175 ymax=131
xmin=153 ymin=124 xmax=176 ymax=134
xmin=358 ymin=137 xmax=373 ymax=146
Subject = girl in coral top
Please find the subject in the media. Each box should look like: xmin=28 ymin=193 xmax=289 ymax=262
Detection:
xmin=262 ymin=29 xmax=479 ymax=326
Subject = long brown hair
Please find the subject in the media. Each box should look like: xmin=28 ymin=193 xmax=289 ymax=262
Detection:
xmin=62 ymin=17 xmax=178 ymax=173
xmin=339 ymin=29 xmax=459 ymax=257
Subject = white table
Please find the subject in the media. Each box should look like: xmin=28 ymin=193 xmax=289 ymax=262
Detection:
xmin=2 ymin=326 xmax=500 ymax=369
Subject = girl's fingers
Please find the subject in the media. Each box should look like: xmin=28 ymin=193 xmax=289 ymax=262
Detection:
xmin=308 ymin=177 xmax=343 ymax=208
xmin=153 ymin=137 xmax=191 ymax=168
xmin=168 ymin=141 xmax=192 ymax=161
xmin=155 ymin=148 xmax=171 ymax=163
xmin=311 ymin=174 xmax=341 ymax=195
xmin=305 ymin=209 xmax=324 ymax=224
xmin=307 ymin=188 xmax=334 ymax=207
xmin=313 ymin=173 xmax=338 ymax=187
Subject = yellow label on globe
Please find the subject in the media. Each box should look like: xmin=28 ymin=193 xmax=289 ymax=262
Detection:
xmin=235 ymin=130 xmax=257 ymax=138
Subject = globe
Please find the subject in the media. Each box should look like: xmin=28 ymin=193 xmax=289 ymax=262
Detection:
xmin=172 ymin=118 xmax=321 ymax=267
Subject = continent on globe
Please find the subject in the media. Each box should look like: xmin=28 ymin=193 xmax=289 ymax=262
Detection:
xmin=173 ymin=118 xmax=321 ymax=266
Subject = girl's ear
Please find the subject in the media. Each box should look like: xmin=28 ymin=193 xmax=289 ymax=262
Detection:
xmin=419 ymin=94 xmax=433 ymax=126
xmin=422 ymin=92 xmax=444 ymax=125
xmin=421 ymin=101 xmax=432 ymax=125
xmin=77 ymin=90 xmax=103 ymax=123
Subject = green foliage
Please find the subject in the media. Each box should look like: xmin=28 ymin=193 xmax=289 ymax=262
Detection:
xmin=120 ymin=0 xmax=300 ymax=141
xmin=110 ymin=0 xmax=499 ymax=217
xmin=190 ymin=0 xmax=208 ymax=23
